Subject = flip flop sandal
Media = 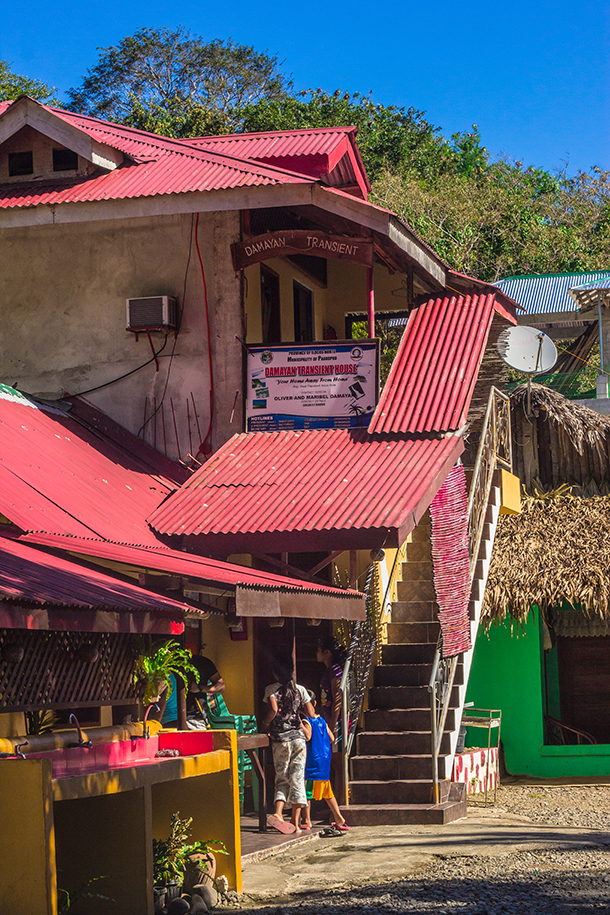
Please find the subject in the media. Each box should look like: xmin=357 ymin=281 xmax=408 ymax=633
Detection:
xmin=319 ymin=826 xmax=344 ymax=837
xmin=267 ymin=814 xmax=296 ymax=834
xmin=301 ymin=824 xmax=312 ymax=831
xmin=331 ymin=822 xmax=351 ymax=831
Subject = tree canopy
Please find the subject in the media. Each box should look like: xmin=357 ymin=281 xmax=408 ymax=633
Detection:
xmin=0 ymin=59 xmax=58 ymax=105
xmin=9 ymin=28 xmax=610 ymax=284
xmin=66 ymin=26 xmax=291 ymax=134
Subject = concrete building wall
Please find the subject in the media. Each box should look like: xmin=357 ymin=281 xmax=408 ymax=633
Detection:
xmin=0 ymin=210 xmax=243 ymax=459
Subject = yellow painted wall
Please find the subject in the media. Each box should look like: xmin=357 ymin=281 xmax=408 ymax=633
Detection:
xmin=0 ymin=758 xmax=57 ymax=915
xmin=244 ymin=256 xmax=416 ymax=345
xmin=200 ymin=616 xmax=255 ymax=716
xmin=0 ymin=711 xmax=25 ymax=738
xmin=152 ymin=731 xmax=241 ymax=892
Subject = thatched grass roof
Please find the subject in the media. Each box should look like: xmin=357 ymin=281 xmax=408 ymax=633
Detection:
xmin=511 ymin=382 xmax=610 ymax=457
xmin=483 ymin=489 xmax=610 ymax=624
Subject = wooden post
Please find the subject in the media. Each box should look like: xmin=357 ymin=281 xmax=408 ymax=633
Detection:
xmin=349 ymin=551 xmax=357 ymax=590
xmin=178 ymin=680 xmax=187 ymax=730
xmin=367 ymin=267 xmax=375 ymax=338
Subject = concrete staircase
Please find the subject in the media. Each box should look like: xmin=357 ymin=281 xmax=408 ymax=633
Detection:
xmin=342 ymin=480 xmax=502 ymax=826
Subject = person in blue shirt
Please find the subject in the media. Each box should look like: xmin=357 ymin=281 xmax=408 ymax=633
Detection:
xmin=301 ymin=692 xmax=349 ymax=831
xmin=160 ymin=673 xmax=179 ymax=727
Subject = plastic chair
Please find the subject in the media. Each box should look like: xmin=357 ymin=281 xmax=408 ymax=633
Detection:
xmin=201 ymin=694 xmax=258 ymax=813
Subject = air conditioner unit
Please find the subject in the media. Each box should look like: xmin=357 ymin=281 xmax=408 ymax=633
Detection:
xmin=126 ymin=296 xmax=178 ymax=331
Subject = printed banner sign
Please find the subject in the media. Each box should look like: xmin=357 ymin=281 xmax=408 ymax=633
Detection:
xmin=247 ymin=341 xmax=379 ymax=432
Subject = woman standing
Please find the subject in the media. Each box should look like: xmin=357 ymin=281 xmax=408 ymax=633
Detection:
xmin=262 ymin=651 xmax=315 ymax=834
xmin=316 ymin=637 xmax=348 ymax=739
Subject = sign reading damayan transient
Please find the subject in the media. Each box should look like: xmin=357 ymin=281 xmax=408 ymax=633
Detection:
xmin=232 ymin=230 xmax=374 ymax=270
xmin=247 ymin=341 xmax=379 ymax=432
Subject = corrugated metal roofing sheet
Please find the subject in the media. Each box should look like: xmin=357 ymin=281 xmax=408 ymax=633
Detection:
xmin=148 ymin=430 xmax=463 ymax=539
xmin=182 ymin=127 xmax=356 ymax=160
xmin=368 ymin=293 xmax=497 ymax=435
xmin=496 ymin=272 xmax=610 ymax=315
xmin=0 ymin=100 xmax=315 ymax=208
xmin=0 ymin=386 xmax=176 ymax=545
xmin=0 ymin=535 xmax=192 ymax=614
xmin=182 ymin=127 xmax=370 ymax=194
xmin=18 ymin=532 xmax=356 ymax=597
xmin=0 ymin=386 xmax=357 ymax=598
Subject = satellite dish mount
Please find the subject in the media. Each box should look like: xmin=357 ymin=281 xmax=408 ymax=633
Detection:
xmin=496 ymin=326 xmax=558 ymax=416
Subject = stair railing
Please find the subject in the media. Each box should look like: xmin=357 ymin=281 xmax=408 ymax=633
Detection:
xmin=339 ymin=563 xmax=378 ymax=805
xmin=428 ymin=387 xmax=512 ymax=803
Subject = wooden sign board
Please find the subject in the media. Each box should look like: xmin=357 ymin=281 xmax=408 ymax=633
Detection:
xmin=232 ymin=230 xmax=374 ymax=270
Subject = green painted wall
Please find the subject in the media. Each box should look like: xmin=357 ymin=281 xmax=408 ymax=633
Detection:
xmin=465 ymin=609 xmax=610 ymax=777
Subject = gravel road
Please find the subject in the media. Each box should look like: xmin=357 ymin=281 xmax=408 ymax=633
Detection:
xmin=232 ymin=785 xmax=610 ymax=914
xmin=493 ymin=782 xmax=610 ymax=831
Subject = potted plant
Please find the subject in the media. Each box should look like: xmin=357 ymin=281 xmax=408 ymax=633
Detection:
xmin=153 ymin=813 xmax=228 ymax=903
xmin=133 ymin=640 xmax=197 ymax=706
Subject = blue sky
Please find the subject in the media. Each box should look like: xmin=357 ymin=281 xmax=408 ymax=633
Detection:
xmin=2 ymin=1 xmax=608 ymax=175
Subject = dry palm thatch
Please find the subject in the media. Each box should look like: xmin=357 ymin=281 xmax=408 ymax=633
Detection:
xmin=483 ymin=488 xmax=610 ymax=625
xmin=511 ymin=382 xmax=610 ymax=458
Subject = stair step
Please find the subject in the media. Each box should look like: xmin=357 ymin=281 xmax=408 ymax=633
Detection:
xmin=350 ymin=778 xmax=450 ymax=805
xmin=374 ymin=663 xmax=462 ymax=687
xmin=387 ymin=621 xmax=439 ymax=644
xmin=382 ymin=643 xmax=436 ymax=665
xmin=374 ymin=663 xmax=432 ymax=687
xmin=397 ymin=579 xmax=436 ymax=602
xmin=341 ymin=795 xmax=467 ymax=826
xmin=368 ymin=685 xmax=459 ymax=710
xmin=363 ymin=708 xmax=456 ymax=733
xmin=391 ymin=601 xmax=437 ymax=623
xmin=351 ymin=754 xmax=446 ymax=780
xmin=404 ymin=541 xmax=431 ymax=563
xmin=410 ymin=522 xmax=431 ymax=543
xmin=358 ymin=729 xmax=451 ymax=755
xmin=400 ymin=560 xmax=433 ymax=582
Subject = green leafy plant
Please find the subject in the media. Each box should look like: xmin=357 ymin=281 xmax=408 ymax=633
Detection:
xmin=25 ymin=709 xmax=58 ymax=736
xmin=133 ymin=640 xmax=197 ymax=705
xmin=57 ymin=876 xmax=111 ymax=913
xmin=153 ymin=812 xmax=227 ymax=887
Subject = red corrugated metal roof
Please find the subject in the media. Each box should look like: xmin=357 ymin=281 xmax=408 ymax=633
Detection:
xmin=147 ymin=430 xmax=463 ymax=551
xmin=183 ymin=126 xmax=356 ymax=160
xmin=368 ymin=293 xmax=498 ymax=435
xmin=447 ymin=270 xmax=522 ymax=318
xmin=0 ymin=386 xmax=358 ymax=599
xmin=0 ymin=100 xmax=315 ymax=208
xmin=17 ymin=532 xmax=359 ymax=598
xmin=0 ymin=387 xmax=177 ymax=545
xmin=0 ymin=535 xmax=192 ymax=614
xmin=181 ymin=126 xmax=370 ymax=196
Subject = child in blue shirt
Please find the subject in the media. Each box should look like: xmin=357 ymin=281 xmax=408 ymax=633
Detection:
xmin=301 ymin=692 xmax=349 ymax=831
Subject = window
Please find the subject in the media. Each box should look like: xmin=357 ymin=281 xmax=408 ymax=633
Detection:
xmin=53 ymin=148 xmax=78 ymax=171
xmin=8 ymin=151 xmax=33 ymax=176
xmin=293 ymin=281 xmax=314 ymax=342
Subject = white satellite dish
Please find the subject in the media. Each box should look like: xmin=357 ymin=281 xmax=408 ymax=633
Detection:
xmin=497 ymin=326 xmax=558 ymax=375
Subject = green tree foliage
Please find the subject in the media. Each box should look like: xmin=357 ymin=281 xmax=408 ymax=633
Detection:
xmin=0 ymin=59 xmax=58 ymax=104
xmin=65 ymin=32 xmax=610 ymax=281
xmin=66 ymin=26 xmax=291 ymax=134
xmin=372 ymin=155 xmax=610 ymax=282
xmin=242 ymin=89 xmax=446 ymax=181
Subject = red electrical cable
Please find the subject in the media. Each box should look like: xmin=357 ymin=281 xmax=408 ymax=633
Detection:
xmin=194 ymin=212 xmax=214 ymax=455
